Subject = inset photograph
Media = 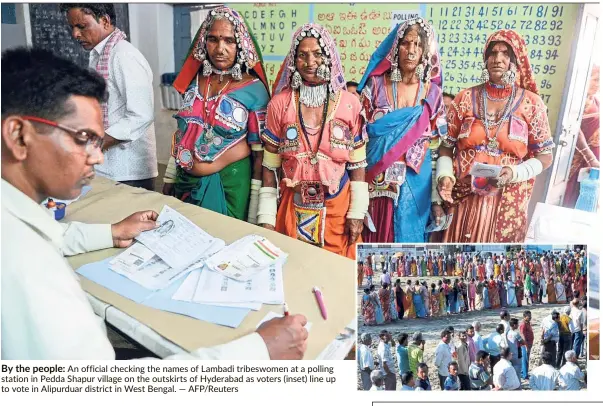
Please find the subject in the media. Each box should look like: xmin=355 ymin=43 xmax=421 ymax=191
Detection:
xmin=357 ymin=244 xmax=588 ymax=391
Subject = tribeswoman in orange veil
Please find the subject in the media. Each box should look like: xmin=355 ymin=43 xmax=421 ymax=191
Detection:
xmin=258 ymin=24 xmax=368 ymax=258
xmin=436 ymin=30 xmax=555 ymax=242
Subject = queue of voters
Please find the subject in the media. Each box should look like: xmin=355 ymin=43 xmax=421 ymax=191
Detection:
xmin=358 ymin=311 xmax=587 ymax=391
xmin=0 ymin=2 xmax=596 ymax=369
xmin=358 ymin=249 xmax=588 ymax=323
xmin=356 ymin=245 xmax=588 ymax=391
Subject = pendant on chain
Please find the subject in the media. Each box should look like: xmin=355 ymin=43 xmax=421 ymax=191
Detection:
xmin=310 ymin=156 xmax=318 ymax=165
xmin=205 ymin=126 xmax=215 ymax=142
xmin=487 ymin=138 xmax=499 ymax=151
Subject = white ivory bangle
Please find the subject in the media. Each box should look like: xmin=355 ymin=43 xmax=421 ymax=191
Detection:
xmin=163 ymin=156 xmax=177 ymax=184
xmin=509 ymin=158 xmax=544 ymax=183
xmin=436 ymin=155 xmax=456 ymax=185
xmin=257 ymin=187 xmax=278 ymax=227
xmin=347 ymin=181 xmax=369 ymax=220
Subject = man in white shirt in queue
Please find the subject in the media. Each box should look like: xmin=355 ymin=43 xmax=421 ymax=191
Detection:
xmin=62 ymin=4 xmax=158 ymax=190
xmin=0 ymin=48 xmax=308 ymax=360
xmin=529 ymin=352 xmax=560 ymax=390
xmin=358 ymin=333 xmax=374 ymax=390
xmin=558 ymin=350 xmax=586 ymax=390
xmin=377 ymin=330 xmax=397 ymax=390
xmin=492 ymin=348 xmax=521 ymax=391
xmin=434 ymin=329 xmax=454 ymax=390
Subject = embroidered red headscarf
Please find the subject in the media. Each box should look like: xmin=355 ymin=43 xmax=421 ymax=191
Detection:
xmin=484 ymin=30 xmax=539 ymax=95
xmin=173 ymin=6 xmax=268 ymax=94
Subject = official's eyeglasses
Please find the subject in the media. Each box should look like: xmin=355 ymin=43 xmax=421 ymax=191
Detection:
xmin=21 ymin=115 xmax=104 ymax=152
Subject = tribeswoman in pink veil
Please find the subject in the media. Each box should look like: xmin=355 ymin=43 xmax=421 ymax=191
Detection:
xmin=357 ymin=18 xmax=447 ymax=243
xmin=258 ymin=24 xmax=369 ymax=259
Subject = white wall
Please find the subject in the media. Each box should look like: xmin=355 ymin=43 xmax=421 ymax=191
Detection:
xmin=129 ymin=3 xmax=176 ymax=166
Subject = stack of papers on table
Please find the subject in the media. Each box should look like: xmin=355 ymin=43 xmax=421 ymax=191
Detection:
xmin=76 ymin=205 xmax=287 ymax=328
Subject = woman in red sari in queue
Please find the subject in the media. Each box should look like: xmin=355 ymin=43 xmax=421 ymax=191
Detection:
xmin=436 ymin=30 xmax=555 ymax=242
xmin=258 ymin=24 xmax=369 ymax=259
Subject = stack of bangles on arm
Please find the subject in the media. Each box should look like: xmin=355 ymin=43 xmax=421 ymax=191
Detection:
xmin=578 ymin=147 xmax=598 ymax=165
xmin=257 ymin=150 xmax=281 ymax=227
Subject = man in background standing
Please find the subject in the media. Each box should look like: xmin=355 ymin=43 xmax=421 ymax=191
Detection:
xmin=456 ymin=330 xmax=471 ymax=390
xmin=435 ymin=330 xmax=453 ymax=390
xmin=558 ymin=350 xmax=586 ymax=390
xmin=493 ymin=348 xmax=520 ymax=391
xmin=472 ymin=321 xmax=485 ymax=352
xmin=519 ymin=310 xmax=534 ymax=379
xmin=62 ymin=4 xmax=157 ymax=190
xmin=570 ymin=299 xmax=586 ymax=358
xmin=529 ymin=352 xmax=560 ymax=390
xmin=358 ymin=333 xmax=374 ymax=390
xmin=377 ymin=330 xmax=396 ymax=390
xmin=408 ymin=332 xmax=425 ymax=377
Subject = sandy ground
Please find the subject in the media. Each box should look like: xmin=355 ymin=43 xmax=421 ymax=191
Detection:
xmin=356 ymin=273 xmax=588 ymax=390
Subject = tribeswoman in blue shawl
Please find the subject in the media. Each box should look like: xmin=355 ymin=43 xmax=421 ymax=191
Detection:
xmin=357 ymin=18 xmax=447 ymax=242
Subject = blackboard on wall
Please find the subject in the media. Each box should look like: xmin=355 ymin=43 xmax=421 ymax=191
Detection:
xmin=29 ymin=3 xmax=130 ymax=67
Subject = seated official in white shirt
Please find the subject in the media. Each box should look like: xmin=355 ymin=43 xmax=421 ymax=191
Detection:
xmin=1 ymin=48 xmax=308 ymax=360
xmin=62 ymin=4 xmax=158 ymax=191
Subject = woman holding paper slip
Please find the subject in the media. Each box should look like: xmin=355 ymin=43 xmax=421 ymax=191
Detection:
xmin=356 ymin=18 xmax=448 ymax=243
xmin=258 ymin=23 xmax=369 ymax=258
xmin=435 ymin=30 xmax=554 ymax=243
xmin=163 ymin=7 xmax=270 ymax=223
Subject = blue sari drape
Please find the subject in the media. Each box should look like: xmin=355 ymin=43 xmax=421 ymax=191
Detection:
xmin=484 ymin=287 xmax=491 ymax=309
xmin=358 ymin=22 xmax=443 ymax=243
xmin=413 ymin=292 xmax=426 ymax=318
xmin=363 ymin=85 xmax=436 ymax=243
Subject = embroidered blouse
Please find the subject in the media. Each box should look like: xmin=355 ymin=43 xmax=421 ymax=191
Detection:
xmin=444 ymin=84 xmax=554 ymax=179
xmin=172 ymin=76 xmax=269 ymax=169
xmin=261 ymin=89 xmax=366 ymax=195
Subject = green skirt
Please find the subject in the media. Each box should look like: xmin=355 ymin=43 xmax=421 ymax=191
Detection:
xmin=174 ymin=156 xmax=251 ymax=220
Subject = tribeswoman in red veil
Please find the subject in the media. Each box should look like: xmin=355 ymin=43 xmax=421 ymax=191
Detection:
xmin=164 ymin=7 xmax=270 ymax=222
xmin=436 ymin=30 xmax=555 ymax=242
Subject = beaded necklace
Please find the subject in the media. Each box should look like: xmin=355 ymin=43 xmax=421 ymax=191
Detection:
xmin=297 ymin=89 xmax=329 ymax=165
xmin=200 ymin=74 xmax=232 ymax=143
xmin=481 ymin=83 xmax=516 ymax=152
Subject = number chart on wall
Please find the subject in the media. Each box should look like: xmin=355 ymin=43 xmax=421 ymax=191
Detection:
xmin=233 ymin=3 xmax=579 ymax=133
